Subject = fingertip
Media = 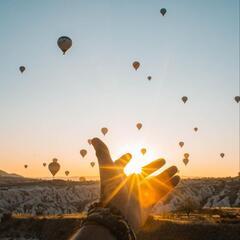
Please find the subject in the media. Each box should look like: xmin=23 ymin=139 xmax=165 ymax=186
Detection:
xmin=91 ymin=138 xmax=106 ymax=150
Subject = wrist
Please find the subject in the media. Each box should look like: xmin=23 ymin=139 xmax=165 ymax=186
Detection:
xmin=81 ymin=202 xmax=136 ymax=240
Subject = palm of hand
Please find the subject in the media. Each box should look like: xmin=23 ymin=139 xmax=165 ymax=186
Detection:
xmin=92 ymin=138 xmax=180 ymax=230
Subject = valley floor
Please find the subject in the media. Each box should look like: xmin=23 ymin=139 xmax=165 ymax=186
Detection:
xmin=0 ymin=214 xmax=239 ymax=240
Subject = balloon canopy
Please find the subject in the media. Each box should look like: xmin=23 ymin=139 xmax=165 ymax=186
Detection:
xmin=235 ymin=96 xmax=240 ymax=103
xmin=136 ymin=123 xmax=142 ymax=130
xmin=101 ymin=127 xmax=108 ymax=136
xmin=160 ymin=8 xmax=167 ymax=16
xmin=57 ymin=36 xmax=72 ymax=54
xmin=48 ymin=158 xmax=60 ymax=177
xmin=141 ymin=148 xmax=147 ymax=155
xmin=19 ymin=66 xmax=25 ymax=73
xmin=182 ymin=96 xmax=188 ymax=103
xmin=179 ymin=141 xmax=184 ymax=148
xmin=183 ymin=158 xmax=189 ymax=166
xmin=132 ymin=61 xmax=140 ymax=70
xmin=80 ymin=149 xmax=87 ymax=158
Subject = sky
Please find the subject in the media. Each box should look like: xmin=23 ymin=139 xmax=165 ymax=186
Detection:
xmin=0 ymin=0 xmax=239 ymax=178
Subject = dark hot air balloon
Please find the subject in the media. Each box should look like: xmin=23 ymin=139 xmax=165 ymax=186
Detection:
xmin=235 ymin=96 xmax=240 ymax=103
xmin=57 ymin=36 xmax=72 ymax=55
xmin=160 ymin=8 xmax=167 ymax=16
xmin=101 ymin=127 xmax=108 ymax=136
xmin=80 ymin=149 xmax=87 ymax=158
xmin=48 ymin=158 xmax=60 ymax=177
xmin=179 ymin=141 xmax=184 ymax=148
xmin=132 ymin=61 xmax=140 ymax=70
xmin=182 ymin=96 xmax=188 ymax=103
xmin=136 ymin=123 xmax=142 ymax=130
xmin=19 ymin=66 xmax=25 ymax=73
xmin=220 ymin=153 xmax=225 ymax=158
xmin=183 ymin=158 xmax=189 ymax=166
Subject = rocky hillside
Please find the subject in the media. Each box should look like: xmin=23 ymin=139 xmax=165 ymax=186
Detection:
xmin=154 ymin=177 xmax=240 ymax=214
xmin=0 ymin=176 xmax=239 ymax=216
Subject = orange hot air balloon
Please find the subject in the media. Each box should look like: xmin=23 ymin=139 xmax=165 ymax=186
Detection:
xmin=43 ymin=163 xmax=46 ymax=167
xmin=235 ymin=96 xmax=240 ymax=103
xmin=48 ymin=158 xmax=60 ymax=177
xmin=183 ymin=158 xmax=189 ymax=166
xmin=88 ymin=139 xmax=92 ymax=145
xmin=220 ymin=153 xmax=225 ymax=158
xmin=194 ymin=127 xmax=198 ymax=132
xmin=136 ymin=123 xmax=142 ymax=130
xmin=132 ymin=61 xmax=140 ymax=70
xmin=179 ymin=141 xmax=184 ymax=148
xmin=101 ymin=127 xmax=108 ymax=136
xmin=147 ymin=76 xmax=152 ymax=81
xmin=184 ymin=153 xmax=189 ymax=159
xmin=19 ymin=66 xmax=25 ymax=73
xmin=65 ymin=170 xmax=70 ymax=176
xmin=141 ymin=148 xmax=147 ymax=155
xmin=160 ymin=8 xmax=167 ymax=16
xmin=90 ymin=162 xmax=95 ymax=168
xmin=80 ymin=149 xmax=87 ymax=158
xmin=24 ymin=164 xmax=28 ymax=169
xmin=182 ymin=96 xmax=188 ymax=103
xmin=57 ymin=36 xmax=72 ymax=55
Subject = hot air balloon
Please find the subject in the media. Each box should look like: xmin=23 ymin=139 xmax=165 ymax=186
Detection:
xmin=48 ymin=158 xmax=60 ymax=177
xmin=43 ymin=163 xmax=46 ymax=167
xmin=179 ymin=141 xmax=184 ymax=148
xmin=184 ymin=153 xmax=190 ymax=159
xmin=132 ymin=61 xmax=140 ymax=71
xmin=57 ymin=36 xmax=72 ymax=55
xmin=183 ymin=158 xmax=189 ymax=166
xmin=235 ymin=96 xmax=240 ymax=103
xmin=141 ymin=148 xmax=147 ymax=155
xmin=80 ymin=149 xmax=87 ymax=158
xmin=79 ymin=176 xmax=86 ymax=182
xmin=160 ymin=8 xmax=167 ymax=16
xmin=182 ymin=96 xmax=188 ymax=104
xmin=136 ymin=123 xmax=142 ymax=130
xmin=90 ymin=162 xmax=95 ymax=168
xmin=88 ymin=139 xmax=92 ymax=145
xmin=101 ymin=127 xmax=108 ymax=136
xmin=194 ymin=127 xmax=198 ymax=132
xmin=24 ymin=164 xmax=28 ymax=169
xmin=19 ymin=66 xmax=25 ymax=73
xmin=220 ymin=153 xmax=225 ymax=158
xmin=147 ymin=76 xmax=152 ymax=81
xmin=65 ymin=170 xmax=70 ymax=176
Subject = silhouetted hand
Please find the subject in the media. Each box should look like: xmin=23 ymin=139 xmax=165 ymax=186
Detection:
xmin=91 ymin=138 xmax=180 ymax=230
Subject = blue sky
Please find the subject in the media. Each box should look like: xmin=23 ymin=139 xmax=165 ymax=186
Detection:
xmin=0 ymin=0 xmax=239 ymax=178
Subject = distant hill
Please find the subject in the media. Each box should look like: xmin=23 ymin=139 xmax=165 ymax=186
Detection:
xmin=0 ymin=169 xmax=23 ymax=178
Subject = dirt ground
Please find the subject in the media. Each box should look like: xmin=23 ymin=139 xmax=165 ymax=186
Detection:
xmin=0 ymin=214 xmax=239 ymax=240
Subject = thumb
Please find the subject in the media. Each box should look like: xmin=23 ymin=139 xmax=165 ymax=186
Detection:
xmin=91 ymin=138 xmax=113 ymax=166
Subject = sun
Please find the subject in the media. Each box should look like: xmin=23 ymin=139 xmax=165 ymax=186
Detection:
xmin=124 ymin=161 xmax=142 ymax=175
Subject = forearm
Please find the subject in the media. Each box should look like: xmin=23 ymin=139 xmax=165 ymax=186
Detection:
xmin=70 ymin=225 xmax=117 ymax=240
